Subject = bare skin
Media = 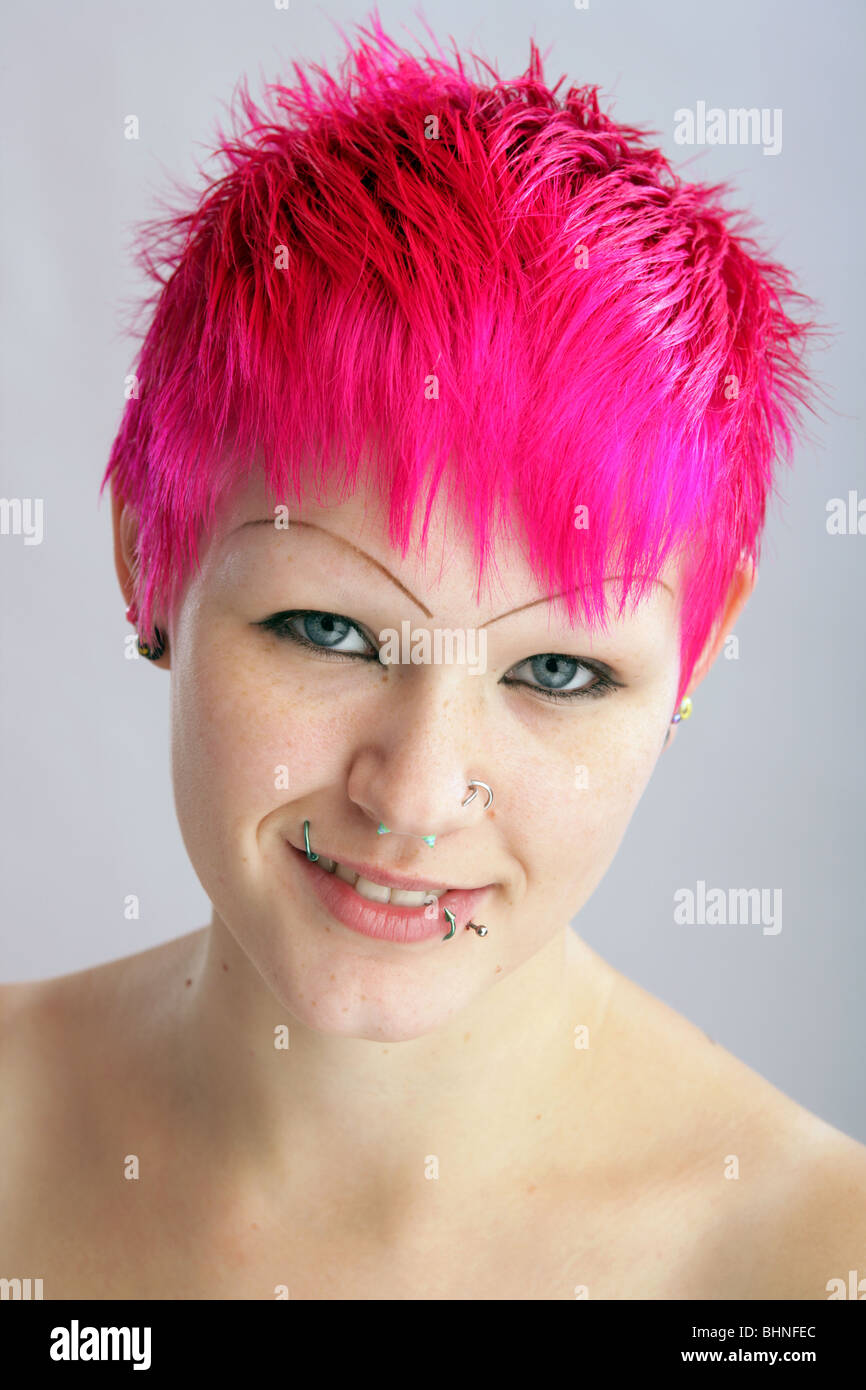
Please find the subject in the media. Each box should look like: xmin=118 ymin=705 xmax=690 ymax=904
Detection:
xmin=2 ymin=472 xmax=864 ymax=1300
xmin=1 ymin=931 xmax=864 ymax=1300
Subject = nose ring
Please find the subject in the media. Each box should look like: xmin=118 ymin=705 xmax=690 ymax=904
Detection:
xmin=461 ymin=780 xmax=493 ymax=811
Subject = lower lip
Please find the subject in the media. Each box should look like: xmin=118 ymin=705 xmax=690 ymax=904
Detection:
xmin=287 ymin=843 xmax=492 ymax=944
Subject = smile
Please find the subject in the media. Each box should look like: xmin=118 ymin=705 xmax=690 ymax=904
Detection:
xmin=285 ymin=841 xmax=493 ymax=944
xmin=313 ymin=857 xmax=445 ymax=907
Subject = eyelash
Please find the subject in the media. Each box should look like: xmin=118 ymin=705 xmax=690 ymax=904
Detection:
xmin=254 ymin=610 xmax=623 ymax=703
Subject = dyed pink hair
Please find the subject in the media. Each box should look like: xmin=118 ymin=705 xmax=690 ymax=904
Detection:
xmin=102 ymin=11 xmax=820 ymax=703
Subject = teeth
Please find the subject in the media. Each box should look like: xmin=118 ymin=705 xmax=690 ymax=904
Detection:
xmin=390 ymin=888 xmax=438 ymax=907
xmin=324 ymin=857 xmax=444 ymax=905
xmin=354 ymin=876 xmax=391 ymax=904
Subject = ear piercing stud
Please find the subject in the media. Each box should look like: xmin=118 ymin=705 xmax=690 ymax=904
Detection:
xmin=671 ymin=697 xmax=693 ymax=724
xmin=125 ymin=602 xmax=166 ymax=660
xmin=665 ymin=697 xmax=694 ymax=745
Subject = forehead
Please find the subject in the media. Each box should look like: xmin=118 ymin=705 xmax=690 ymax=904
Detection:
xmin=205 ymin=466 xmax=680 ymax=629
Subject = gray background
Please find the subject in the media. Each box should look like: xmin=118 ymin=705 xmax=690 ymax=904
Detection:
xmin=1 ymin=0 xmax=863 ymax=1139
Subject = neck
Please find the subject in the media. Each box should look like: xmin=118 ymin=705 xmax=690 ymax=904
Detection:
xmin=171 ymin=916 xmax=613 ymax=1213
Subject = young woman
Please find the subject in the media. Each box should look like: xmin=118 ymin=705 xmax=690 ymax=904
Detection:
xmin=2 ymin=17 xmax=864 ymax=1300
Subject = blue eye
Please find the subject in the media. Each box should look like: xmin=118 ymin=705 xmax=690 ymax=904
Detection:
xmin=503 ymin=654 xmax=620 ymax=701
xmin=257 ymin=610 xmax=375 ymax=656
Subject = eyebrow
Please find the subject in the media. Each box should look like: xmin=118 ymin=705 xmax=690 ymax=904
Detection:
xmin=237 ymin=518 xmax=671 ymax=624
xmin=238 ymin=518 xmax=434 ymax=618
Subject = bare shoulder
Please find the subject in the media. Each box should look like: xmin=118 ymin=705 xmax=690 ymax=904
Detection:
xmin=0 ymin=931 xmax=206 ymax=1165
xmin=0 ymin=931 xmax=206 ymax=1061
xmin=575 ymin=941 xmax=866 ymax=1299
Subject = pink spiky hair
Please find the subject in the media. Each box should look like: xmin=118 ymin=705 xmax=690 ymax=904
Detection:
xmin=101 ymin=9 xmax=821 ymax=703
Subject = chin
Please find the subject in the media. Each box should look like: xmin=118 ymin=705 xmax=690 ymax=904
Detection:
xmin=260 ymin=946 xmax=486 ymax=1043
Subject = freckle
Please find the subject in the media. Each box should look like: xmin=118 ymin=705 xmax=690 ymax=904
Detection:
xmin=463 ymin=1032 xmax=471 ymax=1042
xmin=535 ymin=1114 xmax=542 ymax=1121
xmin=330 ymin=973 xmax=336 ymax=981
xmin=527 ymin=1184 xmax=536 ymax=1194
xmin=251 ymin=1222 xmax=259 ymax=1230
xmin=311 ymin=1000 xmax=317 ymax=1007
xmin=342 ymin=1006 xmax=349 ymax=1012
xmin=185 ymin=978 xmax=192 ymax=987
xmin=222 ymin=962 xmax=229 ymax=972
xmin=495 ymin=965 xmax=502 ymax=973
xmin=360 ymin=994 xmax=366 ymax=1000
xmin=382 ymin=1048 xmax=389 ymax=1054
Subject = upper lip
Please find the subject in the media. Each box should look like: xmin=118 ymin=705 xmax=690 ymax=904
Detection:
xmin=289 ymin=841 xmax=485 ymax=894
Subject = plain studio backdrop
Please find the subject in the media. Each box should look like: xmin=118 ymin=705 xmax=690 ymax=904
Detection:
xmin=1 ymin=0 xmax=863 ymax=1141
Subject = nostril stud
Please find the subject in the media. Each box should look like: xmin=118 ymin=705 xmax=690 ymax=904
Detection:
xmin=377 ymin=823 xmax=390 ymax=836
xmin=421 ymin=835 xmax=436 ymax=847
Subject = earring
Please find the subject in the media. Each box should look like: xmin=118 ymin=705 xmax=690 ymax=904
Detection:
xmin=137 ymin=627 xmax=166 ymax=661
xmin=671 ymin=697 xmax=693 ymax=725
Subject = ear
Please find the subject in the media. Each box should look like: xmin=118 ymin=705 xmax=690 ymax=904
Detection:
xmin=111 ymin=486 xmax=170 ymax=669
xmin=685 ymin=556 xmax=757 ymax=697
xmin=663 ymin=557 xmax=756 ymax=752
xmin=111 ymin=485 xmax=138 ymax=610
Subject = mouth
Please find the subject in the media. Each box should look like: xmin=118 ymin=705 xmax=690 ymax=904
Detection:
xmin=285 ymin=841 xmax=493 ymax=944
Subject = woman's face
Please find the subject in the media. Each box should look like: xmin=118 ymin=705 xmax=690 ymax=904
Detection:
xmin=165 ymin=470 xmax=683 ymax=1040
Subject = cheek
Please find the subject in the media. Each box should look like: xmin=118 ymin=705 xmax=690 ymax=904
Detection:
xmin=520 ymin=701 xmax=665 ymax=915
xmin=169 ymin=629 xmax=369 ymax=855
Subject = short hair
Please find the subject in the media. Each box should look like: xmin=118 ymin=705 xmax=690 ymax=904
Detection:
xmin=102 ymin=13 xmax=820 ymax=701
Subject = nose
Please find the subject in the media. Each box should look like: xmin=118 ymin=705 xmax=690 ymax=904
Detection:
xmin=346 ymin=671 xmax=493 ymax=845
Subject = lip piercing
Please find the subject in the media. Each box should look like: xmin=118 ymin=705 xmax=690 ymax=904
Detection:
xmin=303 ymin=819 xmax=318 ymax=862
xmin=461 ymin=780 xmax=494 ymax=810
xmin=442 ymin=908 xmax=488 ymax=941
